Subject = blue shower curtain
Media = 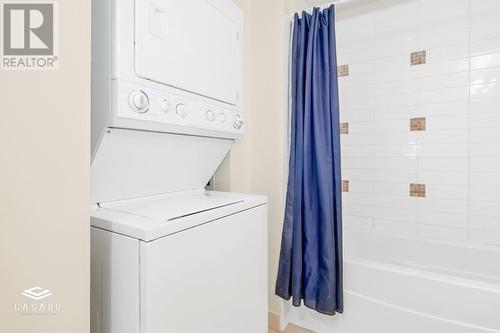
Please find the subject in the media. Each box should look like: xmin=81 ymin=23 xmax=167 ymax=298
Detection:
xmin=275 ymin=5 xmax=343 ymax=316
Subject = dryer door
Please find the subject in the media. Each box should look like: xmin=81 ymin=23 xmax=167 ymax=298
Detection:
xmin=134 ymin=0 xmax=241 ymax=106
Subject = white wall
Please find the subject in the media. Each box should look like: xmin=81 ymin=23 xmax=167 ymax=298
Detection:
xmin=217 ymin=0 xmax=287 ymax=315
xmin=0 ymin=1 xmax=91 ymax=332
xmin=338 ymin=0 xmax=500 ymax=245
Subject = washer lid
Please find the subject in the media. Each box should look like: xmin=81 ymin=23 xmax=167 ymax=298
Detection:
xmin=103 ymin=190 xmax=242 ymax=221
xmin=91 ymin=190 xmax=267 ymax=241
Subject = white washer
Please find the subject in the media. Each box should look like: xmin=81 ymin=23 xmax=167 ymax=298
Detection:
xmin=90 ymin=0 xmax=268 ymax=332
xmin=91 ymin=191 xmax=267 ymax=333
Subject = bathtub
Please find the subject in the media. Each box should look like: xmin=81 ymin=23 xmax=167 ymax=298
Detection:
xmin=281 ymin=227 xmax=500 ymax=333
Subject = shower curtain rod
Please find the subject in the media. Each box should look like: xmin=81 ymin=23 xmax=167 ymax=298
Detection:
xmin=301 ymin=0 xmax=353 ymax=14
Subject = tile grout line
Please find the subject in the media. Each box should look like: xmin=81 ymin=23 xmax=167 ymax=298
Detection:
xmin=467 ymin=0 xmax=472 ymax=241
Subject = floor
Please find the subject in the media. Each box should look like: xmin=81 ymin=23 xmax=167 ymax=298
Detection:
xmin=269 ymin=324 xmax=316 ymax=333
xmin=269 ymin=311 xmax=316 ymax=333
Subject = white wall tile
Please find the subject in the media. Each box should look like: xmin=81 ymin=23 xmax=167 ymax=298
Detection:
xmin=470 ymin=229 xmax=500 ymax=246
xmin=471 ymin=215 xmax=500 ymax=233
xmin=343 ymin=215 xmax=373 ymax=228
xmin=470 ymin=128 xmax=500 ymax=142
xmin=419 ymin=157 xmax=468 ymax=171
xmin=420 ymin=0 xmax=468 ymax=26
xmin=342 ymin=145 xmax=373 ymax=157
xmin=342 ymin=157 xmax=374 ymax=169
xmin=418 ymin=100 xmax=468 ymax=117
xmin=420 ymin=43 xmax=469 ymax=63
xmin=418 ymin=143 xmax=468 ymax=157
xmin=419 ymin=71 xmax=468 ymax=90
xmin=471 ymin=37 xmax=500 ymax=57
xmin=425 ymin=115 xmax=468 ymax=130
xmin=374 ymin=182 xmax=410 ymax=196
xmin=419 ymin=170 xmax=468 ymax=186
xmin=374 ymin=170 xmax=418 ymax=183
xmin=470 ymin=172 xmax=500 ymax=187
xmin=374 ymin=131 xmax=418 ymax=145
xmin=418 ymin=224 xmax=468 ymax=242
xmin=375 ymin=219 xmax=418 ymax=236
xmin=471 ymin=113 xmax=500 ymax=129
xmin=418 ymin=129 xmax=468 ymax=144
xmin=418 ymin=58 xmax=469 ymax=76
xmin=342 ymin=169 xmax=374 ymax=182
xmin=349 ymin=180 xmax=374 ymax=193
xmin=348 ymin=121 xmax=373 ymax=134
xmin=374 ymin=206 xmax=417 ymax=223
xmin=374 ymin=119 xmax=409 ymax=132
xmin=471 ymin=0 xmax=500 ymax=14
xmin=418 ymin=210 xmax=468 ymax=228
xmin=374 ymin=144 xmax=418 ymax=157
xmin=419 ymin=86 xmax=469 ymax=104
xmin=341 ymin=133 xmax=374 ymax=145
xmin=471 ymin=21 xmax=500 ymax=42
xmin=337 ymin=0 xmax=500 ymax=246
xmin=471 ymin=67 xmax=500 ymax=86
xmin=471 ymin=4 xmax=500 ymax=26
xmin=343 ymin=193 xmax=374 ymax=206
xmin=471 ymin=97 xmax=500 ymax=114
xmin=343 ymin=203 xmax=374 ymax=218
xmin=425 ymin=184 xmax=468 ymax=200
xmin=470 ymin=157 xmax=500 ymax=172
xmin=375 ymin=194 xmax=418 ymax=210
xmin=470 ymin=200 xmax=500 ymax=217
xmin=419 ymin=197 xmax=468 ymax=214
xmin=374 ymin=105 xmax=417 ymax=120
xmin=374 ymin=156 xmax=418 ymax=170
xmin=471 ymin=52 xmax=500 ymax=70
xmin=470 ymin=186 xmax=500 ymax=202
xmin=471 ymin=82 xmax=500 ymax=99
xmin=373 ymin=92 xmax=418 ymax=108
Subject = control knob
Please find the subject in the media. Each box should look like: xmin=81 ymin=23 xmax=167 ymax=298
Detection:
xmin=176 ymin=103 xmax=188 ymax=118
xmin=219 ymin=113 xmax=227 ymax=123
xmin=206 ymin=110 xmax=216 ymax=122
xmin=129 ymin=91 xmax=149 ymax=113
xmin=160 ymin=98 xmax=171 ymax=113
xmin=233 ymin=115 xmax=244 ymax=129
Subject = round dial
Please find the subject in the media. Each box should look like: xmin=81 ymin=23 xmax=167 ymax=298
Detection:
xmin=176 ymin=103 xmax=188 ymax=118
xmin=233 ymin=115 xmax=244 ymax=129
xmin=206 ymin=110 xmax=216 ymax=122
xmin=129 ymin=91 xmax=149 ymax=113
xmin=160 ymin=99 xmax=171 ymax=113
xmin=219 ymin=113 xmax=227 ymax=123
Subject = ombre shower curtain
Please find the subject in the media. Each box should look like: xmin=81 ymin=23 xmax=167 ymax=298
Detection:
xmin=275 ymin=5 xmax=343 ymax=316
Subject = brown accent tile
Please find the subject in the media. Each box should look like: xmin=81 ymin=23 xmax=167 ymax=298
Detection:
xmin=342 ymin=180 xmax=349 ymax=192
xmin=340 ymin=122 xmax=349 ymax=134
xmin=410 ymin=117 xmax=426 ymax=131
xmin=337 ymin=64 xmax=349 ymax=77
xmin=410 ymin=50 xmax=426 ymax=65
xmin=410 ymin=183 xmax=426 ymax=197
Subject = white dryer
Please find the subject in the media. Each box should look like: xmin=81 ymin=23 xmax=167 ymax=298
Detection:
xmin=90 ymin=0 xmax=268 ymax=332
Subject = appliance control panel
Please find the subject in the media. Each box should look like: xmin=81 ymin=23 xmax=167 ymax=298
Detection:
xmin=115 ymin=80 xmax=244 ymax=136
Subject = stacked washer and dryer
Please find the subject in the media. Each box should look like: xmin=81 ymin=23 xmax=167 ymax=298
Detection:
xmin=90 ymin=0 xmax=268 ymax=332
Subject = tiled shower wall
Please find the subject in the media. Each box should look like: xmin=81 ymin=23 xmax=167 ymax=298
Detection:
xmin=337 ymin=0 xmax=500 ymax=245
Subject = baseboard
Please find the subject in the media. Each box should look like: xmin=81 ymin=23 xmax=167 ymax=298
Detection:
xmin=268 ymin=311 xmax=317 ymax=333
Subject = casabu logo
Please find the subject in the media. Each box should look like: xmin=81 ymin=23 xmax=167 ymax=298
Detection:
xmin=2 ymin=2 xmax=59 ymax=70
xmin=22 ymin=286 xmax=53 ymax=300
xmin=15 ymin=286 xmax=61 ymax=315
